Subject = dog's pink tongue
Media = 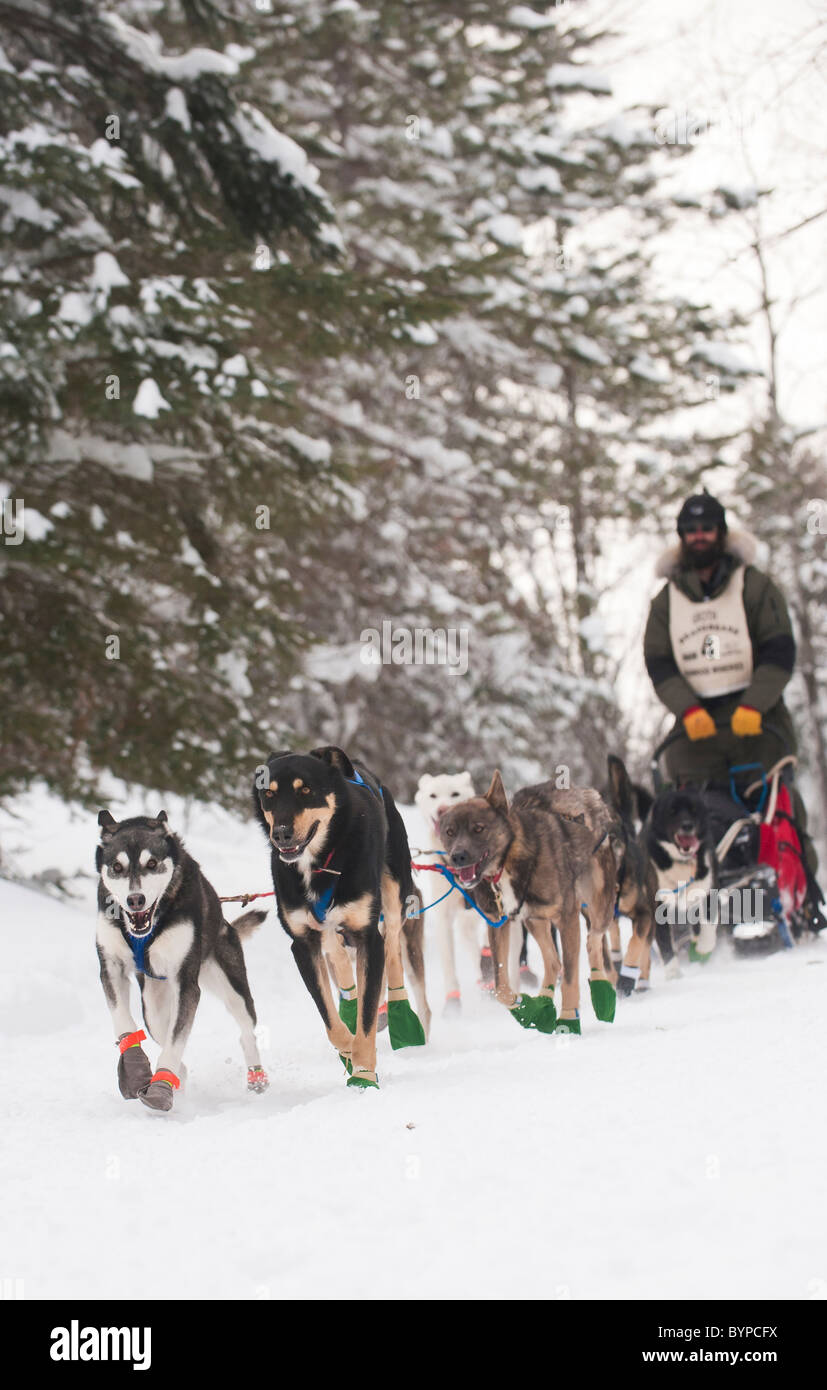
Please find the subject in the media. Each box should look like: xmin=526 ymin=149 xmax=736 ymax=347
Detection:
xmin=677 ymin=833 xmax=699 ymax=853
xmin=457 ymin=864 xmax=477 ymax=883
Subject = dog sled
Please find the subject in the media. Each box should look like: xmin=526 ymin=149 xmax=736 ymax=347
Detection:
xmin=650 ymin=719 xmax=825 ymax=956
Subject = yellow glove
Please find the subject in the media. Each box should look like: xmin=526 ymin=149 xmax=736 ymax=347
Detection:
xmin=682 ymin=707 xmax=716 ymax=741
xmin=731 ymin=705 xmax=762 ymax=737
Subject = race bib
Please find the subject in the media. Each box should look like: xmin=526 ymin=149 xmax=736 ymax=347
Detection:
xmin=668 ymin=566 xmax=753 ymax=698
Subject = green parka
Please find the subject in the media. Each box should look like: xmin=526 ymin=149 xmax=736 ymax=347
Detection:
xmin=644 ymin=530 xmax=797 ymax=780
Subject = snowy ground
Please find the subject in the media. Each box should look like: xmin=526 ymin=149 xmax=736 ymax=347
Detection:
xmin=1 ymin=785 xmax=826 ymax=1301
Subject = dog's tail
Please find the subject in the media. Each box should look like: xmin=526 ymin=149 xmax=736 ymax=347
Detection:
xmin=228 ymin=908 xmax=267 ymax=938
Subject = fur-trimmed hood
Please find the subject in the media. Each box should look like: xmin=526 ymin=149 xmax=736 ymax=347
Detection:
xmin=655 ymin=527 xmax=758 ymax=579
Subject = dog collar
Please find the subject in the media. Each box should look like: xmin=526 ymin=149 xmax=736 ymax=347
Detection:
xmin=484 ymin=867 xmax=503 ymax=885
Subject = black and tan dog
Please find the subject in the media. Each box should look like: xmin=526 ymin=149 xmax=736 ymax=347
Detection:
xmin=253 ymin=746 xmax=429 ymax=1089
xmin=607 ymin=756 xmax=719 ymax=984
xmin=436 ymin=772 xmax=619 ymax=1034
xmin=606 ymin=755 xmax=659 ymax=994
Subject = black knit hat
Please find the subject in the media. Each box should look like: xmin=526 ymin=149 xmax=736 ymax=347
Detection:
xmin=676 ymin=491 xmax=727 ymax=535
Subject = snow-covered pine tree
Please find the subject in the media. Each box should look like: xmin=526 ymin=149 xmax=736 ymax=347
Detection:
xmin=0 ymin=0 xmax=358 ymax=803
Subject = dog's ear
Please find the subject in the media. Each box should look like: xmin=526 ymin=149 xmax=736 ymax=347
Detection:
xmin=485 ymin=770 xmax=508 ymax=815
xmin=266 ymin=750 xmax=292 ymax=765
xmin=98 ymin=810 xmax=117 ymax=836
xmin=153 ymin=811 xmax=167 ymax=826
xmin=607 ymin=755 xmax=635 ymax=825
xmin=309 ymin=745 xmax=355 ymax=779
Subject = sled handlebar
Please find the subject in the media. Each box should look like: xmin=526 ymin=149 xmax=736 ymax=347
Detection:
xmin=650 ymin=718 xmax=791 ymax=793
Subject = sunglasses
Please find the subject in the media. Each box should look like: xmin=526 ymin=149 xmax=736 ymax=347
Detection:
xmin=681 ymin=525 xmax=718 ymax=537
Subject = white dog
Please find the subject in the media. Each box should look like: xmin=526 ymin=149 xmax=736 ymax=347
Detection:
xmin=415 ymin=771 xmax=528 ymax=1012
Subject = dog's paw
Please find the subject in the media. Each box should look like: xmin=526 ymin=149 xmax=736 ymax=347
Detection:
xmin=664 ymin=957 xmax=682 ymax=980
xmin=388 ymin=998 xmax=427 ymax=1050
xmin=376 ymin=1002 xmax=388 ymax=1033
xmin=443 ymin=991 xmax=461 ymax=1016
xmin=688 ymin=940 xmax=712 ymax=964
xmin=509 ymin=993 xmax=558 ymax=1034
xmin=117 ymin=1046 xmax=152 ymax=1100
xmin=616 ymin=966 xmax=640 ymax=999
xmin=247 ymin=1066 xmax=269 ymax=1093
xmin=138 ymin=1080 xmax=175 ymax=1112
xmin=588 ymin=978 xmax=616 ymax=1023
xmin=347 ymin=1069 xmax=378 ymax=1090
xmin=554 ymin=1015 xmax=581 ymax=1035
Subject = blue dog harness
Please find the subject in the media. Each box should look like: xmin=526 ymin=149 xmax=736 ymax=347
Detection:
xmin=124 ymin=922 xmax=166 ymax=980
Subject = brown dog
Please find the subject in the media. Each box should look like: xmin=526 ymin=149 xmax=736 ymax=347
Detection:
xmin=436 ymin=772 xmax=619 ymax=1034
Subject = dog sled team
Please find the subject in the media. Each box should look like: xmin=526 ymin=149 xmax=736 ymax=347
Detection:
xmin=95 ymin=494 xmax=825 ymax=1109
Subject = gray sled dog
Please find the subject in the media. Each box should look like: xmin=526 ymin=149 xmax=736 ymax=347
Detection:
xmin=96 ymin=810 xmax=269 ymax=1113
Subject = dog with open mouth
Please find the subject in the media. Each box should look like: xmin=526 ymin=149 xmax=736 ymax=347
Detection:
xmin=644 ymin=785 xmax=719 ymax=966
xmin=253 ymin=746 xmax=430 ymax=1090
xmin=96 ymin=810 xmax=269 ymax=1112
xmin=435 ymin=772 xmax=620 ymax=1034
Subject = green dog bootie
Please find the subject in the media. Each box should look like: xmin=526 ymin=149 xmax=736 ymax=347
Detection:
xmin=387 ymin=996 xmax=426 ymax=1050
xmin=509 ymin=993 xmax=558 ymax=1034
xmin=589 ymin=978 xmax=616 ymax=1023
xmin=555 ymin=1014 xmax=581 ymax=1035
xmin=688 ymin=941 xmax=711 ymax=964
xmin=347 ymin=1070 xmax=379 ymax=1090
xmin=338 ymin=991 xmax=357 ymax=1034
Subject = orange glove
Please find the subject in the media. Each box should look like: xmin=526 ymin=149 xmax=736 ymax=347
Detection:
xmin=731 ymin=705 xmax=762 ymax=737
xmin=682 ymin=706 xmax=716 ymax=741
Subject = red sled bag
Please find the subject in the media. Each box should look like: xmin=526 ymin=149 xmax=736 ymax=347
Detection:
xmin=758 ymin=784 xmax=807 ymax=920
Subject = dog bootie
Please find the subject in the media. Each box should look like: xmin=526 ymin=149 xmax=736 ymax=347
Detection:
xmin=589 ymin=978 xmax=616 ymax=1023
xmin=509 ymin=993 xmax=558 ymax=1034
xmin=617 ymin=964 xmax=641 ymax=999
xmin=247 ymin=1066 xmax=269 ymax=1093
xmin=116 ymin=1030 xmax=152 ymax=1099
xmin=347 ymin=1068 xmax=378 ymax=1090
xmin=555 ymin=1015 xmax=581 ymax=1035
xmin=387 ymin=991 xmax=426 ymax=1050
xmin=443 ymin=990 xmax=461 ymax=1015
xmin=338 ymin=990 xmax=358 ymax=1035
xmin=688 ymin=941 xmax=711 ymax=964
xmin=138 ymin=1069 xmax=180 ymax=1112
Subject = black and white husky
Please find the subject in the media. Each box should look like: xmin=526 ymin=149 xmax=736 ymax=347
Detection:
xmin=96 ymin=810 xmax=269 ymax=1112
xmin=645 ymin=787 xmax=719 ymax=967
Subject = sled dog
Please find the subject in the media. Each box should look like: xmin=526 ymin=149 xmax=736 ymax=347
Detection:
xmin=607 ymin=758 xmax=719 ymax=978
xmin=606 ymin=755 xmax=659 ymax=993
xmin=436 ymin=772 xmax=619 ymax=1034
xmin=96 ymin=810 xmax=268 ymax=1112
xmin=253 ymin=746 xmax=430 ymax=1090
xmin=645 ymin=782 xmax=719 ymax=964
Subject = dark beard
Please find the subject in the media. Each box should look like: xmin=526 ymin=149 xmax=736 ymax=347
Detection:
xmin=681 ymin=536 xmax=725 ymax=570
